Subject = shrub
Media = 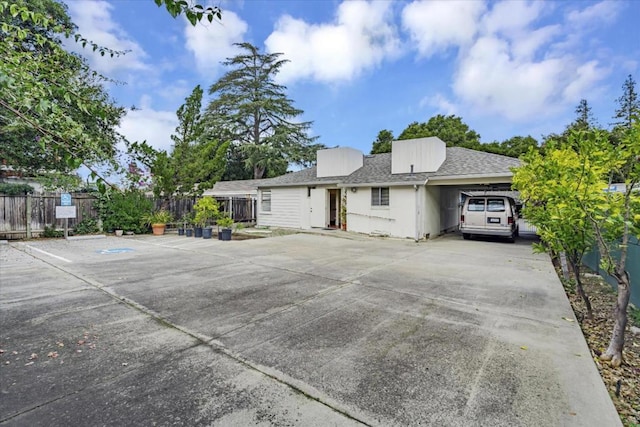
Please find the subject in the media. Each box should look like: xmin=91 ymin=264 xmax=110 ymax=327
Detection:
xmin=0 ymin=183 xmax=34 ymax=195
xmin=73 ymin=217 xmax=99 ymax=235
xmin=42 ymin=225 xmax=63 ymax=238
xmin=99 ymin=190 xmax=153 ymax=234
xmin=193 ymin=197 xmax=219 ymax=227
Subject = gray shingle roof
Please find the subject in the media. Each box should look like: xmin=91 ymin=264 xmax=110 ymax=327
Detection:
xmin=257 ymin=166 xmax=343 ymax=188
xmin=343 ymin=153 xmax=430 ymax=185
xmin=257 ymin=147 xmax=521 ymax=188
xmin=429 ymin=147 xmax=520 ymax=179
xmin=202 ymin=179 xmax=265 ymax=195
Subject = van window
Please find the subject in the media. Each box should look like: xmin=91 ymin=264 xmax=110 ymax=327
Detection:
xmin=487 ymin=199 xmax=506 ymax=212
xmin=467 ymin=199 xmax=485 ymax=212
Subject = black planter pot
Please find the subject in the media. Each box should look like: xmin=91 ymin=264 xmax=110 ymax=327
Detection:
xmin=218 ymin=231 xmax=222 ymax=240
xmin=185 ymin=229 xmax=193 ymax=237
xmin=178 ymin=228 xmax=184 ymax=236
xmin=221 ymin=228 xmax=232 ymax=241
xmin=194 ymin=227 xmax=203 ymax=238
xmin=202 ymin=227 xmax=213 ymax=239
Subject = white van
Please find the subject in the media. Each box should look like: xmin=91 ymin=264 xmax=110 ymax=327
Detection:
xmin=460 ymin=196 xmax=519 ymax=242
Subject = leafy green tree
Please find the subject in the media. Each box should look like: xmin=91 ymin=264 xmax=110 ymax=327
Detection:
xmin=513 ymin=136 xmax=595 ymax=318
xmin=498 ymin=135 xmax=538 ymax=158
xmin=397 ymin=115 xmax=481 ymax=149
xmin=0 ymin=0 xmax=125 ymax=188
xmin=514 ymin=122 xmax=640 ymax=367
xmin=131 ymin=86 xmax=228 ymax=198
xmin=370 ymin=129 xmax=394 ymax=154
xmin=153 ymin=0 xmax=221 ymax=25
xmin=221 ymin=144 xmax=253 ymax=181
xmin=203 ymin=42 xmax=322 ymax=179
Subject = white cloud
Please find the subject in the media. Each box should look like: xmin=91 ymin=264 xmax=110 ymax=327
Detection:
xmin=403 ymin=0 xmax=610 ymax=122
xmin=454 ymin=36 xmax=568 ymax=120
xmin=118 ymin=96 xmax=177 ymax=153
xmin=156 ymin=80 xmax=192 ymax=101
xmin=265 ymin=0 xmax=401 ymax=84
xmin=567 ymin=1 xmax=621 ymax=27
xmin=401 ymin=0 xmax=486 ymax=57
xmin=562 ymin=61 xmax=609 ymax=101
xmin=66 ymin=0 xmax=148 ymax=74
xmin=421 ymin=93 xmax=457 ymax=116
xmin=480 ymin=0 xmax=544 ymax=37
xmin=184 ymin=11 xmax=248 ymax=75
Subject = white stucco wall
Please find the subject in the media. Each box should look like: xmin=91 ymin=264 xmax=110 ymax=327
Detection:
xmin=317 ymin=147 xmax=363 ymax=178
xmin=257 ymin=187 xmax=306 ymax=229
xmin=391 ymin=137 xmax=446 ymax=174
xmin=346 ymin=186 xmax=418 ymax=239
xmin=423 ymin=185 xmax=441 ymax=239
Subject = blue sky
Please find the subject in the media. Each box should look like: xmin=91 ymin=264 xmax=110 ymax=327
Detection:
xmin=64 ymin=0 xmax=640 ymax=159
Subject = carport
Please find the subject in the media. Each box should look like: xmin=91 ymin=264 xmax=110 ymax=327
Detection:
xmin=433 ymin=182 xmax=516 ymax=234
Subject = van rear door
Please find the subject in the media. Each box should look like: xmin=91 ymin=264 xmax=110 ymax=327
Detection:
xmin=486 ymin=198 xmax=507 ymax=231
xmin=465 ymin=198 xmax=486 ymax=227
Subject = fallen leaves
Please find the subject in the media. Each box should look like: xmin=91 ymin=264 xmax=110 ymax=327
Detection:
xmin=566 ymin=272 xmax=640 ymax=426
xmin=47 ymin=351 xmax=59 ymax=359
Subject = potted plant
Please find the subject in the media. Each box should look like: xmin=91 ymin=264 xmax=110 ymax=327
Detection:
xmin=193 ymin=197 xmax=219 ymax=239
xmin=143 ymin=209 xmax=173 ymax=236
xmin=340 ymin=194 xmax=347 ymax=231
xmin=217 ymin=213 xmax=233 ymax=241
xmin=177 ymin=213 xmax=189 ymax=236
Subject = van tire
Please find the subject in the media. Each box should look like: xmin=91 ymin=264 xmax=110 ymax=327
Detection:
xmin=462 ymin=233 xmax=471 ymax=240
xmin=507 ymin=234 xmax=515 ymax=243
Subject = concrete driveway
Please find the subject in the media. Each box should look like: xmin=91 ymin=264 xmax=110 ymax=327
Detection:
xmin=0 ymin=233 xmax=619 ymax=426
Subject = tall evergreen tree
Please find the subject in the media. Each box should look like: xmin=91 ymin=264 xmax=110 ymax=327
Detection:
xmin=573 ymin=99 xmax=597 ymax=130
xmin=146 ymin=85 xmax=228 ymax=198
xmin=612 ymin=74 xmax=639 ymax=129
xmin=203 ymin=43 xmax=322 ymax=179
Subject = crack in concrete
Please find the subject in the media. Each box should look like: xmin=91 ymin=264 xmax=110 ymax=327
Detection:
xmin=8 ymin=243 xmax=372 ymax=426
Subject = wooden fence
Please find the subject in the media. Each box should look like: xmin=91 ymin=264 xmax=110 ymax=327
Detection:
xmin=215 ymin=197 xmax=256 ymax=222
xmin=154 ymin=197 xmax=196 ymax=223
xmin=1 ymin=193 xmax=256 ymax=240
xmin=0 ymin=193 xmax=98 ymax=239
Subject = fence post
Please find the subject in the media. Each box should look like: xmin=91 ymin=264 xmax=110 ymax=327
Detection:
xmin=26 ymin=193 xmax=32 ymax=239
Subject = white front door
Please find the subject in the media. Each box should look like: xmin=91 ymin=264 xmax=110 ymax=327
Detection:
xmin=309 ymin=188 xmax=326 ymax=228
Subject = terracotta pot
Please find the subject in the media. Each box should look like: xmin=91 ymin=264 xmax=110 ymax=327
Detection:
xmin=341 ymin=223 xmax=347 ymax=231
xmin=151 ymin=223 xmax=166 ymax=235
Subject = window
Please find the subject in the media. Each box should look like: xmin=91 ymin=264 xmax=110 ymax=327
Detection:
xmin=487 ymin=199 xmax=506 ymax=212
xmin=261 ymin=190 xmax=271 ymax=212
xmin=371 ymin=187 xmax=389 ymax=206
xmin=467 ymin=199 xmax=485 ymax=212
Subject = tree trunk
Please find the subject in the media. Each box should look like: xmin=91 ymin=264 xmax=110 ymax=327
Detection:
xmin=253 ymin=165 xmax=265 ymax=179
xmin=600 ymin=272 xmax=631 ymax=367
xmin=570 ymin=260 xmax=592 ymax=319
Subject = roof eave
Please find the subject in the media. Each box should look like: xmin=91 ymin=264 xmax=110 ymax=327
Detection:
xmin=258 ymin=180 xmax=342 ymax=188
